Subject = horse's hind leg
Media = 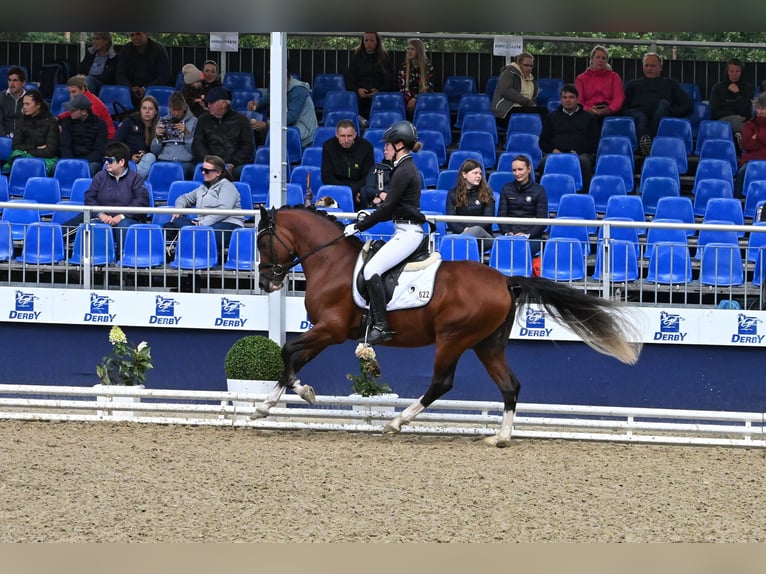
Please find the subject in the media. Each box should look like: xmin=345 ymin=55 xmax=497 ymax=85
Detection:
xmin=474 ymin=346 xmax=520 ymax=448
xmin=383 ymin=357 xmax=458 ymax=435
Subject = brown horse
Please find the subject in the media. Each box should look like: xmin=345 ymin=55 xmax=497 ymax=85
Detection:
xmin=253 ymin=205 xmax=641 ymax=447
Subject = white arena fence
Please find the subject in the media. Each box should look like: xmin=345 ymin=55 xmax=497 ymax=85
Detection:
xmin=0 ymin=384 xmax=764 ymax=448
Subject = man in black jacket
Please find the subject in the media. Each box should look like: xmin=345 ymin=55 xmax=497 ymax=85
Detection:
xmin=321 ymin=119 xmax=375 ymax=209
xmin=539 ymin=84 xmax=599 ymax=192
xmin=116 ymin=32 xmax=171 ymax=107
xmin=192 ymin=87 xmax=254 ymax=181
xmin=623 ymin=52 xmax=693 ymax=156
xmin=59 ymin=94 xmax=108 ymax=176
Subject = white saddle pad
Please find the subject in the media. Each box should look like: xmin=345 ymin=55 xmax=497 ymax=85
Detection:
xmin=351 ymin=244 xmax=442 ymax=311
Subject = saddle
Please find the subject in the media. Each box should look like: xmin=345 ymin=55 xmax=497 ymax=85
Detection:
xmin=352 ymin=235 xmax=442 ymax=312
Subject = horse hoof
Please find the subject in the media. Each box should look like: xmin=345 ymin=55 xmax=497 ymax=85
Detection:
xmin=383 ymin=421 xmax=401 ymax=435
xmin=250 ymin=405 xmax=270 ymax=420
xmin=296 ymin=384 xmax=316 ymax=404
xmin=482 ymin=435 xmax=512 ymax=448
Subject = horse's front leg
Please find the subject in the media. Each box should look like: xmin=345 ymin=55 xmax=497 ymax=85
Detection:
xmin=251 ymin=326 xmax=338 ymax=419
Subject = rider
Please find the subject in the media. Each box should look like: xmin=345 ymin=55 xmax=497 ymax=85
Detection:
xmin=343 ymin=120 xmax=426 ymax=345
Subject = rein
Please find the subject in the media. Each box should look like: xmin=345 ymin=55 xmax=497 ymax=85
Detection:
xmin=257 ymin=214 xmax=346 ymax=278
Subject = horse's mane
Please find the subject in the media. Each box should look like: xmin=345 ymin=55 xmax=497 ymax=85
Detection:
xmin=275 ymin=204 xmax=363 ymax=244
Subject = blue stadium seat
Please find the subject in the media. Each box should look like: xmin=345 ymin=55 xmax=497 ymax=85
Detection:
xmin=144 ymin=85 xmax=175 ymax=109
xmin=323 ymin=110 xmax=360 ymax=134
xmin=443 ymin=76 xmax=477 ymax=111
xmin=649 ymin=136 xmax=689 ymax=175
xmin=695 ymin=220 xmax=740 ymax=259
xmin=698 ymin=139 xmax=738 ymax=175
xmin=640 ymin=176 xmax=680 ymax=216
xmin=741 ymin=160 xmax=766 ymax=198
xmin=657 ymin=117 xmax=694 ymax=155
xmin=539 ymin=173 xmax=577 ymax=214
xmin=300 ymin=146 xmax=323 ymax=167
xmin=224 ymin=227 xmax=258 ymax=271
xmin=223 ymin=72 xmax=256 ymax=92
xmin=592 ymin=239 xmax=639 ymax=282
xmin=646 ymin=241 xmax=692 ymax=284
xmin=507 ymin=113 xmax=543 ymax=137
xmin=457 ymin=130 xmax=497 ymax=169
xmin=461 ymin=112 xmax=499 ymax=146
xmin=601 ymin=116 xmax=637 ymax=152
xmin=315 ymin=184 xmax=354 ymax=212
xmin=597 ymin=136 xmax=635 ymax=171
xmin=368 ymin=110 xmax=405 ymax=130
xmin=0 ymin=136 xmax=12 ymax=162
xmin=555 ymin=193 xmax=598 ymax=235
xmin=699 ymin=242 xmax=744 ymax=286
xmin=420 ymin=188 xmax=448 ymax=214
xmin=693 ymin=179 xmax=734 ymax=217
xmin=265 ymin=126 xmax=303 ymax=165
xmin=454 ymin=94 xmax=491 ymax=128
xmin=536 ymin=78 xmax=565 ymax=107
xmin=370 ymin=92 xmax=406 ymax=118
xmin=413 ymin=93 xmax=450 ymax=121
xmin=230 ymin=89 xmax=261 ymax=112
xmin=17 ymin=221 xmax=65 ymax=264
xmin=312 ymin=74 xmax=346 ymax=109
xmin=169 ymin=225 xmax=219 ymax=269
xmin=639 ymin=157 xmax=680 ymax=196
xmin=702 ymin=197 xmax=744 ymax=237
xmin=412 ymin=150 xmax=441 ymax=187
xmin=489 ymin=235 xmax=533 ymax=276
xmin=744 ymin=181 xmax=766 ymax=220
xmin=654 ymin=196 xmax=696 ymax=237
xmin=119 ymin=223 xmax=165 ymax=268
xmin=362 ymin=128 xmax=386 ymax=152
xmin=436 ymin=170 xmax=459 ymax=191
xmin=68 ymin=222 xmax=116 ymax=266
xmin=22 ymin=177 xmax=61 ymax=215
xmin=691 ymin=158 xmax=734 ymax=196
xmin=604 ymin=195 xmax=646 ymax=236
xmin=53 ymin=159 xmax=91 ymax=199
xmin=541 ymin=237 xmax=586 ymax=281
xmin=438 ymin=234 xmax=481 ymax=261
xmin=147 ymin=161 xmax=185 ymax=202
xmin=644 ymin=220 xmax=688 ymax=261
xmin=312 ymin=126 xmax=337 ymax=147
xmin=548 ymin=215 xmax=592 ymax=255
xmin=695 ymin=120 xmax=733 ymax=155
xmin=487 ymin=171 xmax=515 ymax=197
xmin=0 ymin=220 xmax=11 ymax=261
xmin=504 ymin=133 xmax=542 ymax=169
xmin=239 ymin=164 xmax=270 ymax=205
xmin=447 ymin=150 xmax=484 ymax=173
xmin=321 ymin=90 xmax=359 ymax=121
xmin=98 ymin=84 xmax=133 ymax=115
xmin=8 ymin=157 xmax=47 ymax=197
xmin=588 ymin=175 xmax=627 ymax=214
xmin=418 ymin=129 xmax=447 ymax=167
xmin=542 ymin=153 xmax=583 ymax=191
xmin=415 ymin=112 xmax=453 ymax=146
xmin=289 ymin=166 xmax=324 ymax=202
xmin=594 ymin=153 xmax=634 ymax=193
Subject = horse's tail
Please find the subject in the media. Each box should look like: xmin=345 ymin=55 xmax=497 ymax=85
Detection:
xmin=508 ymin=276 xmax=642 ymax=365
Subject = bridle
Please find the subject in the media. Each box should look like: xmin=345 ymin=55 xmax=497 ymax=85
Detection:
xmin=257 ymin=209 xmax=346 ymax=285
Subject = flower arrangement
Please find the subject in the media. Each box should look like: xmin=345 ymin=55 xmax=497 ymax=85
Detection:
xmin=347 ymin=343 xmax=391 ymax=397
xmin=96 ymin=326 xmax=153 ymax=386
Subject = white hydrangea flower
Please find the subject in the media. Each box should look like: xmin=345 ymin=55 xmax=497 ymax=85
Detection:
xmin=108 ymin=325 xmax=127 ymax=345
xmin=355 ymin=343 xmax=376 ymax=361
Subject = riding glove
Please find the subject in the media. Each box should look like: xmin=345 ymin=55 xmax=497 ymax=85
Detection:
xmin=343 ymin=223 xmax=359 ymax=237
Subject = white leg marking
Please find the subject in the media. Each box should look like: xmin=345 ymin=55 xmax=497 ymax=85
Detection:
xmin=483 ymin=409 xmax=515 ymax=447
xmin=292 ymin=380 xmax=316 ymax=404
xmin=250 ymin=385 xmax=286 ymax=419
xmin=383 ymin=397 xmax=425 ymax=435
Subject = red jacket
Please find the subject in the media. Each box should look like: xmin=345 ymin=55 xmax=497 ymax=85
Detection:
xmin=57 ymin=90 xmax=115 ymax=139
xmin=740 ymin=116 xmax=766 ymax=167
xmin=575 ymin=67 xmax=625 ymax=114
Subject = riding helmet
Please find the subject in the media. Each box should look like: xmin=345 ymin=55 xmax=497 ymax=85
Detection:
xmin=382 ymin=120 xmax=418 ymax=148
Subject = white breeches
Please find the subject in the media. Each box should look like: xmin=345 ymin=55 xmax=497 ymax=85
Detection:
xmin=363 ymin=223 xmax=424 ymax=279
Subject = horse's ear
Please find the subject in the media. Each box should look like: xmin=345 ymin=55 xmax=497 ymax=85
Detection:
xmin=258 ymin=205 xmax=270 ymax=230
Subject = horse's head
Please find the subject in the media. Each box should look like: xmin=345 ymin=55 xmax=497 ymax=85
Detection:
xmin=257 ymin=206 xmax=296 ymax=292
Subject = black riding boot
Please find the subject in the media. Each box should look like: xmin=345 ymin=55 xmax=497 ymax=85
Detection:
xmin=361 ymin=274 xmax=395 ymax=344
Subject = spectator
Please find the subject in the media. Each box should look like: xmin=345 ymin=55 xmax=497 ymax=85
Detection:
xmin=250 ymin=63 xmax=317 ymax=148
xmin=622 ymin=52 xmax=693 ymax=156
xmin=116 ymin=32 xmax=171 ymax=107
xmin=192 ymin=86 xmax=254 ymax=181
xmin=497 ymin=154 xmax=548 ymax=257
xmin=7 ymin=89 xmax=60 ymax=175
xmin=321 ymin=119 xmax=376 ymax=209
xmin=575 ymin=45 xmax=625 ymax=129
xmin=446 ymin=158 xmax=495 ymax=251
xmin=76 ymin=32 xmax=118 ymax=95
xmin=735 ymin=93 xmax=766 ymax=197
xmin=61 ymin=141 xmax=150 ymax=250
xmin=398 ymin=38 xmax=434 ymax=119
xmin=709 ymin=57 xmax=754 ymax=149
xmin=539 ymin=84 xmax=599 ymax=192
xmin=162 ymin=154 xmax=244 ymax=258
xmin=57 ymin=74 xmax=115 ymax=139
xmin=345 ymin=32 xmax=394 ymax=120
xmin=113 ymin=95 xmax=159 ymax=178
xmin=201 ymin=60 xmax=223 ymax=94
xmin=180 ymin=63 xmax=207 ymax=117
xmin=150 ymin=91 xmax=198 ymax=180
xmin=0 ymin=66 xmax=27 ymax=138
xmin=59 ymin=94 xmax=108 ymax=176
xmin=491 ymin=51 xmax=547 ymax=131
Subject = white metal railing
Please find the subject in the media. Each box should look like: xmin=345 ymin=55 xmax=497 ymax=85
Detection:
xmin=1 ymin=201 xmax=764 ymax=307
xmin=0 ymin=384 xmax=763 ymax=448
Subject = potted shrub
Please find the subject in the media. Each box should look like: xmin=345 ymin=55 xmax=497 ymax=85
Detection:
xmin=225 ymin=335 xmax=285 ymax=409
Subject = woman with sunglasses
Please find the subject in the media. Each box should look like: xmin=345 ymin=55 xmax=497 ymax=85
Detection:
xmin=162 ymin=154 xmax=244 ymax=255
xmin=491 ymin=51 xmax=547 ymax=132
